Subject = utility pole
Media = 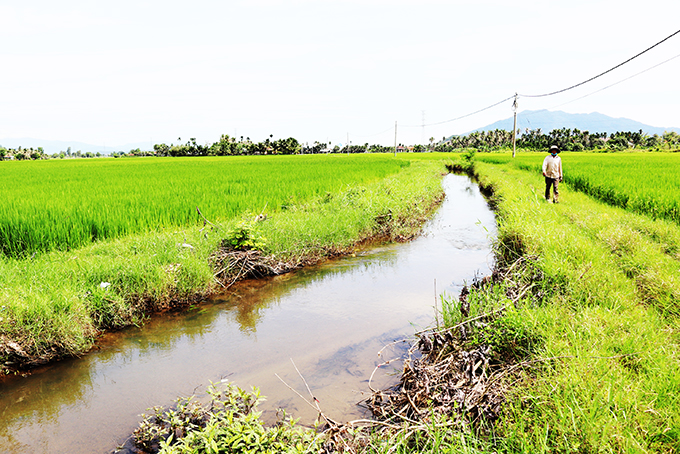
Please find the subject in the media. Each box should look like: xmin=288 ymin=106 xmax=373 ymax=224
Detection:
xmin=394 ymin=121 xmax=397 ymax=157
xmin=346 ymin=132 xmax=349 ymax=155
xmin=512 ymin=93 xmax=518 ymax=158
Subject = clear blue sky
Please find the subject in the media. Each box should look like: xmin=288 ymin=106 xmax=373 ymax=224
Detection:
xmin=1 ymin=0 xmax=679 ymax=148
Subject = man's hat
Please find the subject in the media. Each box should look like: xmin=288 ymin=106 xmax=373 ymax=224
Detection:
xmin=549 ymin=145 xmax=560 ymax=153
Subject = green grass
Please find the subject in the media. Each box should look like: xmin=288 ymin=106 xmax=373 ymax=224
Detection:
xmin=11 ymin=149 xmax=680 ymax=452
xmin=0 ymin=157 xmax=447 ymax=372
xmin=0 ymin=155 xmax=410 ymax=258
xmin=467 ymin=159 xmax=680 ymax=453
xmin=476 ymin=151 xmax=680 ymax=225
xmin=118 ymin=151 xmax=680 ymax=453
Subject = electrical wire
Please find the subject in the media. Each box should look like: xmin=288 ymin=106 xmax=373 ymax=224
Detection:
xmin=401 ymin=95 xmax=515 ymax=128
xmin=351 ymin=29 xmax=680 ymax=139
xmin=549 ymin=52 xmax=680 ymax=110
xmin=349 ymin=94 xmax=514 ymax=138
xmin=520 ymin=51 xmax=680 ymax=119
xmin=351 ymin=125 xmax=395 ymax=138
xmin=519 ymin=28 xmax=680 ymax=98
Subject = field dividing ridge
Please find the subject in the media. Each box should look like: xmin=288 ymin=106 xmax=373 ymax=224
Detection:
xmin=473 ymin=159 xmax=680 ymax=453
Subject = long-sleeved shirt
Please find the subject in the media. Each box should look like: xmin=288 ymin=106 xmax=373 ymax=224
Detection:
xmin=542 ymin=154 xmax=562 ymax=179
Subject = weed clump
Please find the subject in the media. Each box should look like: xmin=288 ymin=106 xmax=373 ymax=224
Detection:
xmin=133 ymin=382 xmax=321 ymax=453
xmin=221 ymin=219 xmax=267 ymax=252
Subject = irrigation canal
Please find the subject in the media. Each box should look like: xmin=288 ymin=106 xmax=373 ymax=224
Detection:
xmin=0 ymin=174 xmax=497 ymax=453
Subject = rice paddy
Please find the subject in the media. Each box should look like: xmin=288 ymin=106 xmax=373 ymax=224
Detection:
xmin=0 ymin=155 xmax=410 ymax=258
xmin=0 ymin=155 xmax=446 ymax=374
xmin=476 ymin=151 xmax=680 ymax=225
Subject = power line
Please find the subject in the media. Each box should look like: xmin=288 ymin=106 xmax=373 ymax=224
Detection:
xmin=351 ymin=125 xmax=395 ymax=138
xmin=354 ymin=94 xmax=514 ymax=138
xmin=350 ymin=29 xmax=680 ymax=141
xmin=549 ymin=52 xmax=680 ymax=110
xmin=520 ymin=51 xmax=680 ymax=117
xmin=401 ymin=95 xmax=515 ymax=128
xmin=519 ymin=28 xmax=680 ymax=98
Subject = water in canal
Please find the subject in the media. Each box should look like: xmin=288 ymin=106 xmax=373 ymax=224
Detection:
xmin=0 ymin=174 xmax=496 ymax=453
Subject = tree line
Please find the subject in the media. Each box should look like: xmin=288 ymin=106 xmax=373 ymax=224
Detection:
xmin=152 ymin=135 xmax=303 ymax=157
xmin=436 ymin=128 xmax=680 ymax=152
xmin=0 ymin=146 xmax=103 ymax=160
xmin=3 ymin=128 xmax=679 ymax=161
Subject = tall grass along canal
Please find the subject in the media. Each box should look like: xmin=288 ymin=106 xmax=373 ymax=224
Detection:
xmin=0 ymin=174 xmax=496 ymax=454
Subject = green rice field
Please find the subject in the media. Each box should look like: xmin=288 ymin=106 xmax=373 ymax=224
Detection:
xmin=477 ymin=152 xmax=680 ymax=224
xmin=0 ymin=155 xmax=409 ymax=257
xmin=3 ymin=150 xmax=680 ymax=452
xmin=0 ymin=155 xmax=446 ymax=372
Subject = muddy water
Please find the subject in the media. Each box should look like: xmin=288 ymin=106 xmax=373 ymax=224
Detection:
xmin=0 ymin=174 xmax=496 ymax=453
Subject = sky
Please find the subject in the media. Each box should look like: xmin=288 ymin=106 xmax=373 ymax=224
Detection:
xmin=1 ymin=0 xmax=680 ymax=150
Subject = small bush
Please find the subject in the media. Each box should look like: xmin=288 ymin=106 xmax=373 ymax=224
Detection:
xmin=222 ymin=220 xmax=266 ymax=251
xmin=134 ymin=382 xmax=322 ymax=454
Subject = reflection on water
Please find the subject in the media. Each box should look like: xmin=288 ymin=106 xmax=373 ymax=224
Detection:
xmin=0 ymin=174 xmax=496 ymax=454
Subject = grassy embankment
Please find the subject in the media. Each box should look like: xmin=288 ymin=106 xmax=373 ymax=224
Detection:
xmin=0 ymin=155 xmax=447 ymax=373
xmin=470 ymin=153 xmax=680 ymax=453
xmin=128 ymin=151 xmax=680 ymax=453
xmin=349 ymin=152 xmax=680 ymax=453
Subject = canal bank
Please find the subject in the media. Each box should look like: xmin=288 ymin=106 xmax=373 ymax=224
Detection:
xmin=1 ymin=173 xmax=496 ymax=453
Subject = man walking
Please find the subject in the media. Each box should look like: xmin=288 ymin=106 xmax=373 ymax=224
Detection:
xmin=542 ymin=145 xmax=562 ymax=203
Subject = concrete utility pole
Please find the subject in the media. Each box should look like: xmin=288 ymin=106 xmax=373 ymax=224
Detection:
xmin=512 ymin=93 xmax=518 ymax=158
xmin=394 ymin=121 xmax=397 ymax=157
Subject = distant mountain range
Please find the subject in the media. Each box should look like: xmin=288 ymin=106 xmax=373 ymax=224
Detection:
xmin=0 ymin=138 xmax=152 ymax=155
xmin=468 ymin=110 xmax=680 ymax=136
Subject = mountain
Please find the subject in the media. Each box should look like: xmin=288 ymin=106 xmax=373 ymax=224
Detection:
xmin=0 ymin=138 xmax=153 ymax=155
xmin=468 ymin=110 xmax=680 ymax=136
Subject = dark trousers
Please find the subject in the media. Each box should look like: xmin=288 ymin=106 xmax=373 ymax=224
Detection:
xmin=545 ymin=177 xmax=559 ymax=200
